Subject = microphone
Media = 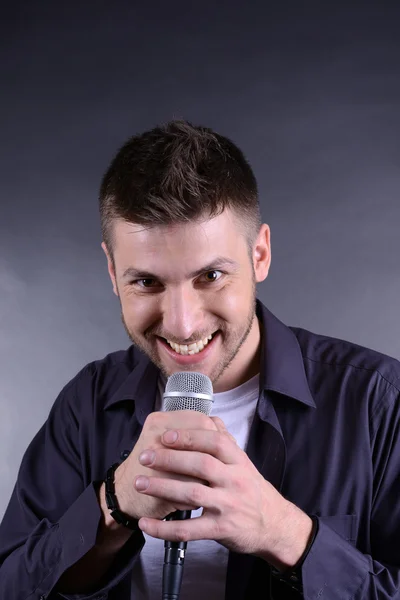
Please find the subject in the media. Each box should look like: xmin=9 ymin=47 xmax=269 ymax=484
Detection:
xmin=161 ymin=371 xmax=214 ymax=600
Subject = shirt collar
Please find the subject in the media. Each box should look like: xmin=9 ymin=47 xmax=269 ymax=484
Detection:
xmin=104 ymin=300 xmax=315 ymax=410
xmin=256 ymin=300 xmax=315 ymax=407
xmin=104 ymin=352 xmax=159 ymax=418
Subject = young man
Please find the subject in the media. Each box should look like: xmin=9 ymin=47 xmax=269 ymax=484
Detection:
xmin=1 ymin=120 xmax=400 ymax=600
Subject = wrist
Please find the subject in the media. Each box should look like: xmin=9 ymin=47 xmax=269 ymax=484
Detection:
xmin=269 ymin=513 xmax=319 ymax=596
xmin=261 ymin=502 xmax=314 ymax=571
xmin=104 ymin=462 xmax=140 ymax=530
xmin=97 ymin=482 xmax=134 ymax=550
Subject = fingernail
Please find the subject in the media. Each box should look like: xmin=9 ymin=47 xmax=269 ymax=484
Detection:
xmin=139 ymin=450 xmax=155 ymax=465
xmin=135 ymin=476 xmax=149 ymax=491
xmin=163 ymin=430 xmax=178 ymax=444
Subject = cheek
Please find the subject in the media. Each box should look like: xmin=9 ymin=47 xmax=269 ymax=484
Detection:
xmin=120 ymin=294 xmax=161 ymax=331
xmin=213 ymin=280 xmax=253 ymax=321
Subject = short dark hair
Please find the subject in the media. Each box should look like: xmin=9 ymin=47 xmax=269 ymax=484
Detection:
xmin=99 ymin=120 xmax=261 ymax=255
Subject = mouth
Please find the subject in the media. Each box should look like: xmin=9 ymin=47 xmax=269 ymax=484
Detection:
xmin=156 ymin=331 xmax=219 ymax=361
xmin=164 ymin=332 xmax=217 ymax=355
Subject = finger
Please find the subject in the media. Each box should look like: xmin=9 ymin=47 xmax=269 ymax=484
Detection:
xmin=138 ymin=513 xmax=220 ymax=543
xmin=138 ymin=447 xmax=225 ymax=485
xmin=161 ymin=428 xmax=242 ymax=465
xmin=145 ymin=409 xmax=217 ymax=432
xmin=134 ymin=473 xmax=218 ymax=510
xmin=210 ymin=416 xmax=227 ymax=432
xmin=211 ymin=417 xmax=238 ymax=444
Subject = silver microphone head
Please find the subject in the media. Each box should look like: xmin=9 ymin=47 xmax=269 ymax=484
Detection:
xmin=162 ymin=371 xmax=214 ymax=415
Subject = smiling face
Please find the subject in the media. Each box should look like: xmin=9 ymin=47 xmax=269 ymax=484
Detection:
xmin=102 ymin=209 xmax=271 ymax=392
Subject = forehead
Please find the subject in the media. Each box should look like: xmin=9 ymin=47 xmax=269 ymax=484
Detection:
xmin=112 ymin=210 xmax=248 ymax=276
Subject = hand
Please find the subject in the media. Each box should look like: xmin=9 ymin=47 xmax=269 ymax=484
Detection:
xmin=135 ymin=417 xmax=313 ymax=570
xmin=112 ymin=410 xmax=218 ymax=522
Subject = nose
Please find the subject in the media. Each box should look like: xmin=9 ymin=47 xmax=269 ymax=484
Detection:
xmin=161 ymin=284 xmax=204 ymax=342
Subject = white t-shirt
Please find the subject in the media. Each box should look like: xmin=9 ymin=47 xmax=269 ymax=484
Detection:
xmin=131 ymin=373 xmax=260 ymax=600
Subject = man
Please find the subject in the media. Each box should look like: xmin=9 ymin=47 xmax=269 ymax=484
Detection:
xmin=1 ymin=120 xmax=400 ymax=600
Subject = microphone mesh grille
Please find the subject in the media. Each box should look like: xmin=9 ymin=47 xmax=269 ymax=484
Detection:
xmin=165 ymin=371 xmax=213 ymax=395
xmin=163 ymin=371 xmax=213 ymax=415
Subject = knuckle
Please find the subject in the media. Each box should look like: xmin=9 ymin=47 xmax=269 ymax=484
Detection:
xmin=144 ymin=411 xmax=160 ymax=429
xmin=190 ymin=412 xmax=216 ymax=430
xmin=211 ymin=416 xmax=225 ymax=430
xmin=201 ymin=454 xmax=214 ymax=475
xmin=203 ymin=415 xmax=217 ymax=430
xmin=236 ymin=476 xmax=247 ymax=492
xmin=182 ymin=430 xmax=195 ymax=448
xmin=189 ymin=485 xmax=204 ymax=506
xmin=161 ymin=449 xmax=175 ymax=470
xmin=175 ymin=524 xmax=190 ymax=542
xmin=215 ymin=434 xmax=227 ymax=454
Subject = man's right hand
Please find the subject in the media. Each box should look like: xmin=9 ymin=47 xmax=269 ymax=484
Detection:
xmin=102 ymin=410 xmax=218 ymax=526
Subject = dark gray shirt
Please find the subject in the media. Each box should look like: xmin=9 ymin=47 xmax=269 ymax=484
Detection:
xmin=1 ymin=301 xmax=400 ymax=599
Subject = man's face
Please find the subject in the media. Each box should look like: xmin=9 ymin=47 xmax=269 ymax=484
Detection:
xmin=103 ymin=209 xmax=271 ymax=392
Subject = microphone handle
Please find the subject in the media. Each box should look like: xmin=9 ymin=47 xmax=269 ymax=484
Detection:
xmin=162 ymin=510 xmax=192 ymax=600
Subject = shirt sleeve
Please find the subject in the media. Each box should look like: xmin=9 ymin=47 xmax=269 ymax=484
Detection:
xmin=0 ymin=370 xmax=143 ymax=600
xmin=300 ymin=384 xmax=400 ymax=599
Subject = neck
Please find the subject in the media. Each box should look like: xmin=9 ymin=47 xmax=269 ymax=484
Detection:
xmin=213 ymin=316 xmax=261 ymax=393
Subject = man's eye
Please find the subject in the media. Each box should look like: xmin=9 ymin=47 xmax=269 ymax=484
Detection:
xmin=135 ymin=279 xmax=159 ymax=288
xmin=203 ymin=270 xmax=222 ymax=282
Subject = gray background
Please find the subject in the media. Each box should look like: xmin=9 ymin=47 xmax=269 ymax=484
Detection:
xmin=1 ymin=1 xmax=399 ymax=519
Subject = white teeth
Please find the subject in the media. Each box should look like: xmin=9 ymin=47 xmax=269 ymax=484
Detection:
xmin=166 ymin=333 xmax=215 ymax=355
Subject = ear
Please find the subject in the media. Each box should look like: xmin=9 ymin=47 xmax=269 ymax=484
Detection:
xmin=101 ymin=242 xmax=119 ymax=296
xmin=252 ymin=224 xmax=271 ymax=283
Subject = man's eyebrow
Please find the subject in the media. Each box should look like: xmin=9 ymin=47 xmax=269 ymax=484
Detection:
xmin=190 ymin=258 xmax=239 ymax=278
xmin=121 ymin=258 xmax=239 ymax=281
